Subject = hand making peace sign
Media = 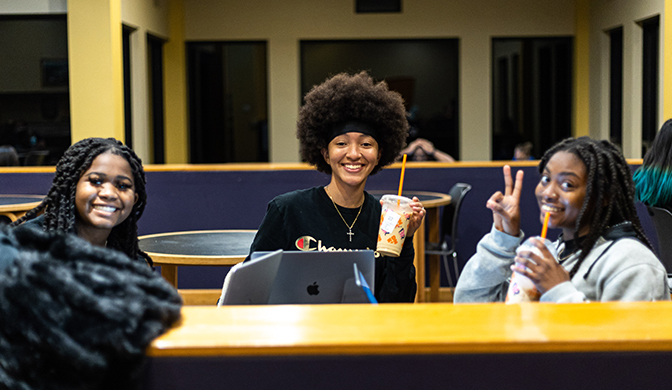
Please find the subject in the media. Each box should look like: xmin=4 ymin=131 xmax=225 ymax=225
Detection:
xmin=485 ymin=165 xmax=524 ymax=236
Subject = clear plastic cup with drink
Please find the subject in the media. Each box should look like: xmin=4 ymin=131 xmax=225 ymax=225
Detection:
xmin=376 ymin=195 xmax=413 ymax=257
xmin=505 ymin=236 xmax=558 ymax=304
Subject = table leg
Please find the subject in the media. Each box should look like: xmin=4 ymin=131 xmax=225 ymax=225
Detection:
xmin=161 ymin=265 xmax=178 ymax=289
xmin=0 ymin=212 xmax=18 ymax=222
xmin=426 ymin=208 xmax=441 ymax=302
xmin=413 ymin=219 xmax=425 ymax=303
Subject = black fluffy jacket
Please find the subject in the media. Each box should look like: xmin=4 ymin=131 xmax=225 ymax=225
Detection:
xmin=0 ymin=225 xmax=182 ymax=390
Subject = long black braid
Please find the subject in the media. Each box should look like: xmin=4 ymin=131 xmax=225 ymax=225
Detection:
xmin=10 ymin=138 xmax=153 ymax=266
xmin=538 ymin=137 xmax=652 ymax=278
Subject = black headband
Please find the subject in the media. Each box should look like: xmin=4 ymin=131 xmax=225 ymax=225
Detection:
xmin=329 ymin=121 xmax=379 ymax=143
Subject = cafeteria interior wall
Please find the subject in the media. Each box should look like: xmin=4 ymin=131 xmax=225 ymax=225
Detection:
xmin=121 ymin=0 xmax=169 ymax=37
xmin=184 ymin=0 xmax=575 ymax=163
xmin=588 ymin=0 xmax=665 ymax=158
xmin=120 ymin=0 xmax=170 ymax=163
xmin=1 ymin=163 xmax=658 ymax=289
xmin=0 ymin=0 xmax=66 ymax=14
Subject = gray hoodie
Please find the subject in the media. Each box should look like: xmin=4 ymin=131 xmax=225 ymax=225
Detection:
xmin=454 ymin=222 xmax=670 ymax=303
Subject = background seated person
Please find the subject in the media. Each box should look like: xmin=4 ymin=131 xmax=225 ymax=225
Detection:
xmin=513 ymin=141 xmax=534 ymax=160
xmin=247 ymin=71 xmax=426 ymax=303
xmin=398 ymin=138 xmax=455 ymax=162
xmin=0 ymin=145 xmax=19 ymax=166
xmin=454 ymin=137 xmax=669 ymax=303
xmin=633 ymin=118 xmax=672 ymax=212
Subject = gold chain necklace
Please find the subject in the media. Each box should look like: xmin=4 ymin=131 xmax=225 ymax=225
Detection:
xmin=324 ymin=186 xmax=364 ymax=242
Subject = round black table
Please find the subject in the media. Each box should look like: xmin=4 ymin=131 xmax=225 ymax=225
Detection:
xmin=139 ymin=230 xmax=257 ymax=288
xmin=0 ymin=194 xmax=44 ymax=222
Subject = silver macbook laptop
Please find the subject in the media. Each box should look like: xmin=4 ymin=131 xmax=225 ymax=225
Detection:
xmin=252 ymin=250 xmax=376 ymax=304
xmin=219 ymin=249 xmax=283 ymax=305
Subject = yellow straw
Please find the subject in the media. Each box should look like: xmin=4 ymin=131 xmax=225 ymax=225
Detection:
xmin=541 ymin=212 xmax=550 ymax=239
xmin=397 ymin=154 xmax=407 ymax=203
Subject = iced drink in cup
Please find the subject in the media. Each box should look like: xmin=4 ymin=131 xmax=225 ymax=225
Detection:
xmin=376 ymin=195 xmax=413 ymax=257
xmin=505 ymin=236 xmax=558 ymax=303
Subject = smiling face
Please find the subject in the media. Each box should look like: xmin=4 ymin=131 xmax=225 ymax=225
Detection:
xmin=535 ymin=151 xmax=589 ymax=240
xmin=75 ymin=151 xmax=138 ymax=243
xmin=321 ymin=132 xmax=381 ymax=191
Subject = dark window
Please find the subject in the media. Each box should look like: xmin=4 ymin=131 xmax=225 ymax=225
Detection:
xmin=641 ymin=16 xmax=659 ymax=156
xmin=355 ymin=0 xmax=401 ymax=13
xmin=187 ymin=41 xmax=268 ymax=163
xmin=0 ymin=15 xmax=70 ymax=166
xmin=122 ymin=25 xmax=134 ymax=149
xmin=609 ymin=27 xmax=623 ymax=148
xmin=301 ymin=39 xmax=459 ymax=160
xmin=491 ymin=37 xmax=573 ymax=160
xmin=148 ymin=34 xmax=165 ymax=163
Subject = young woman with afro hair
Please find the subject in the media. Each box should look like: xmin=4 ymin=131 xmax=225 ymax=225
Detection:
xmin=246 ymin=72 xmax=426 ymax=302
xmin=10 ymin=137 xmax=152 ymax=266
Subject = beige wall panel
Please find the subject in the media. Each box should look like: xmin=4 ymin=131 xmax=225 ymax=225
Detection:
xmin=183 ymin=0 xmax=575 ymax=162
xmin=589 ymin=0 xmax=664 ymax=158
xmin=0 ymin=0 xmax=66 ymax=14
xmin=120 ymin=0 xmax=170 ymax=161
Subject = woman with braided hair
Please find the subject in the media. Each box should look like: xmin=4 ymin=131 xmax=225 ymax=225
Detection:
xmin=245 ymin=71 xmax=426 ymax=302
xmin=10 ymin=137 xmax=152 ymax=266
xmin=455 ymin=137 xmax=669 ymax=303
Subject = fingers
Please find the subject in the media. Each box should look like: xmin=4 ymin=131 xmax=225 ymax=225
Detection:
xmin=503 ymin=165 xmax=524 ymax=200
xmin=503 ymin=165 xmax=513 ymax=196
xmin=406 ymin=198 xmax=425 ymax=237
xmin=411 ymin=198 xmax=426 ymax=219
xmin=486 ymin=192 xmax=503 ymax=209
xmin=486 ymin=192 xmax=510 ymax=217
xmin=512 ymin=169 xmax=524 ymax=201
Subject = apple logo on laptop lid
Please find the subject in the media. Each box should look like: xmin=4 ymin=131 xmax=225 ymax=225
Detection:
xmin=307 ymin=282 xmax=320 ymax=295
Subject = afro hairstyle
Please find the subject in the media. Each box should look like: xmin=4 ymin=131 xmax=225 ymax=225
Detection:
xmin=297 ymin=71 xmax=409 ymax=175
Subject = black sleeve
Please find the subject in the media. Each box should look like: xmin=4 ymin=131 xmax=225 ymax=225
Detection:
xmin=248 ymin=199 xmax=289 ymax=257
xmin=374 ymin=237 xmax=417 ymax=302
xmin=0 ymin=226 xmax=19 ymax=273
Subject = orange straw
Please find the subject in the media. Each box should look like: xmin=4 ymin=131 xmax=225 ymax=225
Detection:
xmin=540 ymin=212 xmax=550 ymax=239
xmin=397 ymin=154 xmax=407 ymax=205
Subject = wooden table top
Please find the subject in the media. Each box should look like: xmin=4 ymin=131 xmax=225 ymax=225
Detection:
xmin=148 ymin=301 xmax=672 ymax=357
xmin=138 ymin=230 xmax=256 ymax=266
xmin=0 ymin=194 xmax=43 ymax=212
xmin=367 ymin=190 xmax=451 ymax=208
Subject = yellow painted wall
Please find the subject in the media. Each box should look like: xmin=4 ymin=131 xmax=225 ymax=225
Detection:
xmin=163 ymin=0 xmax=188 ymax=163
xmin=68 ymin=0 xmax=125 ymax=142
xmin=574 ymin=0 xmax=590 ymax=137
xmin=184 ymin=0 xmax=576 ymax=162
xmin=665 ymin=0 xmax=672 ymax=119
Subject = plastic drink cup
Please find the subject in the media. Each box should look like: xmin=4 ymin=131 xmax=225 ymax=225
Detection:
xmin=376 ymin=195 xmax=413 ymax=257
xmin=505 ymin=236 xmax=558 ymax=304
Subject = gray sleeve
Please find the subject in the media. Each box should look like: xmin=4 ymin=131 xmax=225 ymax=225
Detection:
xmin=541 ymin=239 xmax=671 ymax=303
xmin=539 ymin=281 xmax=587 ymax=303
xmin=453 ymin=225 xmax=525 ymax=303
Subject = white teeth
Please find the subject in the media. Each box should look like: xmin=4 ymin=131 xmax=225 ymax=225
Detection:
xmin=94 ymin=205 xmax=116 ymax=212
xmin=542 ymin=205 xmax=561 ymax=212
xmin=345 ymin=164 xmax=362 ymax=169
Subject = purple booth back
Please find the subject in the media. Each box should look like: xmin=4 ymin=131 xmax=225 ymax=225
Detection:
xmin=0 ymin=163 xmax=656 ymax=289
